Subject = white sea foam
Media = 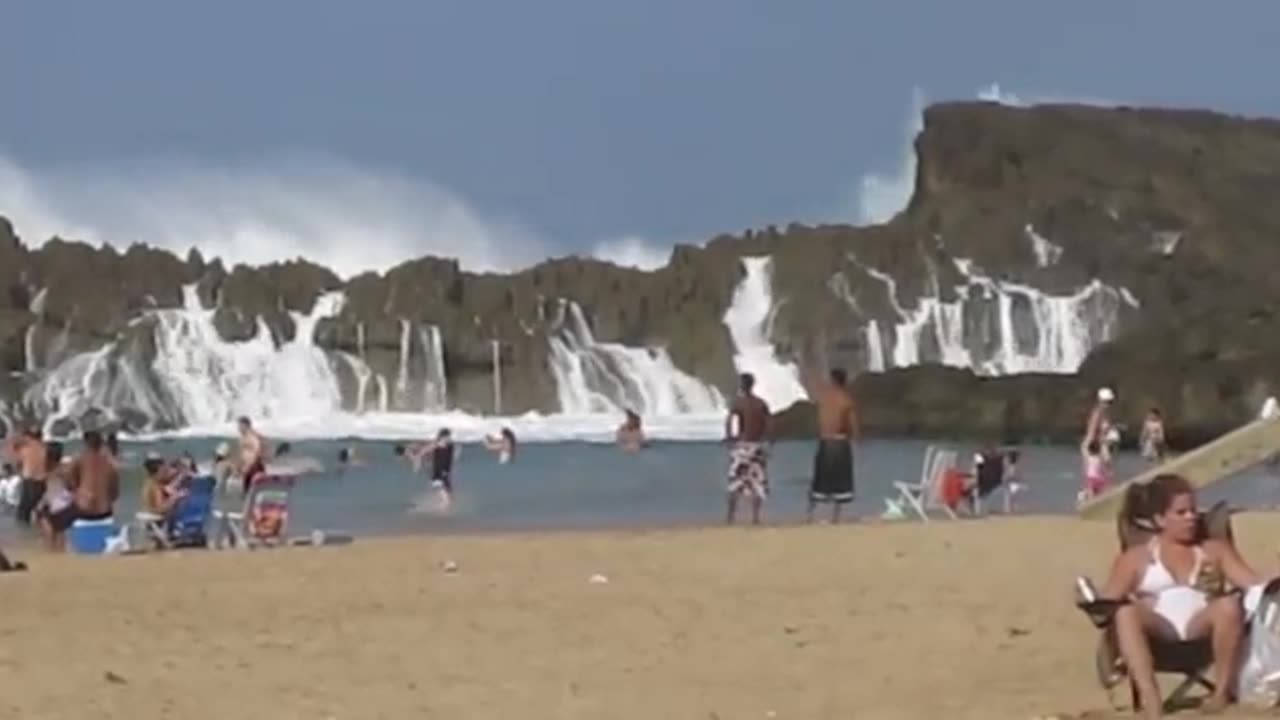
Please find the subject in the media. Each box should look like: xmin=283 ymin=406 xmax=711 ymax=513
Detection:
xmin=848 ymin=83 xmax=1121 ymax=226
xmin=0 ymin=152 xmax=671 ymax=277
xmin=130 ymin=410 xmax=725 ymax=444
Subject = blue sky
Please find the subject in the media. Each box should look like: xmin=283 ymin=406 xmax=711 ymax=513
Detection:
xmin=2 ymin=1 xmax=1277 ymax=275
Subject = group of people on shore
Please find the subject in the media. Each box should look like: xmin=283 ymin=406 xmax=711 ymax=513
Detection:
xmin=1 ymin=415 xmax=273 ymax=551
xmin=719 ymin=368 xmax=858 ymax=526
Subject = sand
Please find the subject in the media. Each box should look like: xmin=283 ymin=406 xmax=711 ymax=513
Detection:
xmin=3 ymin=516 xmax=1280 ymax=719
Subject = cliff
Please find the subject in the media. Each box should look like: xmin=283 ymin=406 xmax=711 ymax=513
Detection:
xmin=4 ymin=100 xmax=1280 ymax=440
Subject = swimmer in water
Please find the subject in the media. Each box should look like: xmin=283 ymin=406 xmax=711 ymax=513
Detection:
xmin=616 ymin=410 xmax=646 ymax=453
xmin=483 ymin=427 xmax=517 ymax=464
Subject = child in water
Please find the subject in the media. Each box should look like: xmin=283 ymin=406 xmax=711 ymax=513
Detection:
xmin=1079 ymin=440 xmax=1110 ymax=505
xmin=483 ymin=427 xmax=517 ymax=464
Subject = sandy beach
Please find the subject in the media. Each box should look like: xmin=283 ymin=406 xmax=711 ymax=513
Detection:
xmin=3 ymin=516 xmax=1280 ymax=719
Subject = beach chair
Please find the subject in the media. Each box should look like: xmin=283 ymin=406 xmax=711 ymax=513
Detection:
xmin=137 ymin=475 xmax=217 ymax=549
xmin=214 ymin=474 xmax=295 ymax=549
xmin=1074 ymin=488 xmax=1237 ymax=713
xmin=889 ymin=446 xmax=957 ymax=522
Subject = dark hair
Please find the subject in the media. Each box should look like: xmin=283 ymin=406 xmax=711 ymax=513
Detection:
xmin=83 ymin=430 xmax=103 ymax=450
xmin=237 ymin=416 xmax=252 ymax=427
xmin=436 ymin=428 xmax=451 ymax=440
xmin=275 ymin=441 xmax=292 ymax=457
xmin=739 ymin=373 xmax=755 ymax=392
xmin=45 ymin=441 xmax=64 ymax=469
xmin=143 ymin=457 xmax=164 ymax=475
xmin=24 ymin=426 xmax=41 ymax=440
xmin=1149 ymin=407 xmax=1162 ymax=417
xmin=106 ymin=433 xmax=119 ymax=457
xmin=392 ymin=443 xmax=407 ymax=457
xmin=1145 ymin=473 xmax=1194 ymax=514
xmin=830 ymin=367 xmax=848 ymax=386
xmin=337 ymin=447 xmax=351 ymax=463
xmin=1086 ymin=440 xmax=1101 ymax=455
xmin=1006 ymin=450 xmax=1020 ymax=463
xmin=502 ymin=427 xmax=517 ymax=450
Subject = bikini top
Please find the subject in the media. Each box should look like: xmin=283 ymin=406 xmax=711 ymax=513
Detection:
xmin=1137 ymin=540 xmax=1206 ymax=597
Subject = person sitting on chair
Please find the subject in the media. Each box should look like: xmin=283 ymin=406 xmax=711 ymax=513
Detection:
xmin=1098 ymin=473 xmax=1265 ymax=717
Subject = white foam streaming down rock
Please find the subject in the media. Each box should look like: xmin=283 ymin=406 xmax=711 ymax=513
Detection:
xmin=23 ymin=287 xmax=49 ymax=373
xmin=147 ymin=286 xmax=348 ymax=425
xmin=20 ymin=285 xmax=384 ymax=434
xmin=491 ymin=339 xmax=502 ymax=415
xmin=845 ymin=254 xmax=1139 ymax=375
xmin=24 ymin=343 xmax=174 ymax=433
xmin=722 ymin=257 xmax=809 ymax=412
xmin=419 ymin=325 xmax=448 ymax=411
xmin=549 ymin=300 xmax=726 ymax=416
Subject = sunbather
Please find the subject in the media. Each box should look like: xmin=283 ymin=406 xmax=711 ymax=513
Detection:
xmin=1098 ymin=473 xmax=1265 ymax=717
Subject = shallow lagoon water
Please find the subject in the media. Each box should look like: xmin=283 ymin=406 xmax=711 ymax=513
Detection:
xmin=6 ymin=437 xmax=1278 ymax=541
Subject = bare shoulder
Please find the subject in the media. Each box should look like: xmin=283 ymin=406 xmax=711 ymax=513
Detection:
xmin=1118 ymin=544 xmax=1149 ymax=568
xmin=1202 ymin=538 xmax=1238 ymax=558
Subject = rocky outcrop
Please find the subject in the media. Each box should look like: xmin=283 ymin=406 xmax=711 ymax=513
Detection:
xmin=773 ymin=361 xmax=1270 ymax=450
xmin=4 ymin=100 xmax=1280 ymax=439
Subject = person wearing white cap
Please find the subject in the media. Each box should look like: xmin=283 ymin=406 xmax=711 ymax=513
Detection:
xmin=1082 ymin=386 xmax=1118 ymax=466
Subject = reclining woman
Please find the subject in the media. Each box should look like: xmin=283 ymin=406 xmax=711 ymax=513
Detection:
xmin=1099 ymin=473 xmax=1263 ymax=716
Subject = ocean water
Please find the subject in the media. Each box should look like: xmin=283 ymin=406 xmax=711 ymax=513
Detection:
xmin=4 ymin=437 xmax=1279 ymax=541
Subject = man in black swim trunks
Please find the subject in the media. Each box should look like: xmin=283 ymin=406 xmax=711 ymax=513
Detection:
xmin=808 ymin=368 xmax=858 ymax=524
xmin=3 ymin=426 xmax=48 ymax=526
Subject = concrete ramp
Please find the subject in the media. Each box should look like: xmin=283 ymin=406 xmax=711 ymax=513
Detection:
xmin=1079 ymin=417 xmax=1280 ymax=520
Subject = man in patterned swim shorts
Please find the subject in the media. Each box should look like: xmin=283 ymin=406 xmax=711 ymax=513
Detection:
xmin=724 ymin=373 xmax=772 ymax=525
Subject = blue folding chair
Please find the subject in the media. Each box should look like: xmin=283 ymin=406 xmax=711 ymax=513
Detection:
xmin=168 ymin=474 xmax=216 ymax=548
xmin=138 ymin=474 xmax=216 ymax=549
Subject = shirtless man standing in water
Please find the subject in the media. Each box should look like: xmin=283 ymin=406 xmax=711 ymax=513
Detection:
xmin=3 ymin=426 xmax=48 ymax=526
xmin=236 ymin=416 xmax=267 ymax=497
xmin=724 ymin=373 xmax=772 ymax=525
xmin=808 ymin=368 xmax=858 ymax=524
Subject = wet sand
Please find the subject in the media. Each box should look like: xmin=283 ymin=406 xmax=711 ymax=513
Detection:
xmin=3 ymin=515 xmax=1280 ymax=719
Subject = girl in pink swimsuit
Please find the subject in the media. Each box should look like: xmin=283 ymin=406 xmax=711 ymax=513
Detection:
xmin=1081 ymin=440 xmax=1110 ymax=500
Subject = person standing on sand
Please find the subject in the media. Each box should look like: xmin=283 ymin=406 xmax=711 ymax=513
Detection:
xmin=808 ymin=368 xmax=858 ymax=523
xmin=724 ymin=373 xmax=771 ymax=526
xmin=3 ymin=425 xmax=48 ymax=526
xmin=235 ymin=416 xmax=267 ymax=497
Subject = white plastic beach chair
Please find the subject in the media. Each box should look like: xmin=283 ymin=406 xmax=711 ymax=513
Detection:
xmin=890 ymin=446 xmax=958 ymax=522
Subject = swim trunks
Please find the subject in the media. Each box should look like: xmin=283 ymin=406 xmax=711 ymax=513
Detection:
xmin=241 ymin=459 xmax=266 ymax=498
xmin=810 ymin=439 xmax=854 ymax=504
xmin=15 ymin=478 xmax=44 ymax=525
xmin=48 ymin=506 xmax=111 ymax=534
xmin=727 ymin=442 xmax=769 ymax=498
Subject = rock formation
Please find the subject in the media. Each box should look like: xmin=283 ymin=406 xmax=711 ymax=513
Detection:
xmin=3 ymin=100 xmax=1280 ymax=440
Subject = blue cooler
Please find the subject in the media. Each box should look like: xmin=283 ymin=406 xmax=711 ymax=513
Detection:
xmin=69 ymin=517 xmax=116 ymax=555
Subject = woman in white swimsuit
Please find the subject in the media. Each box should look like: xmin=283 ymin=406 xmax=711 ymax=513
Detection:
xmin=1100 ymin=474 xmax=1263 ymax=716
